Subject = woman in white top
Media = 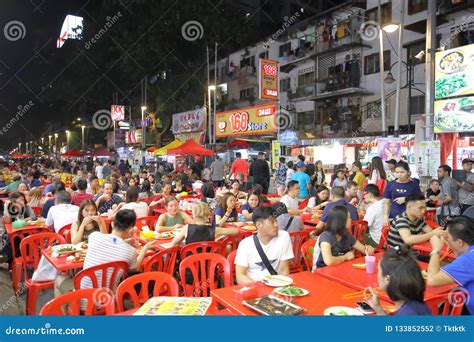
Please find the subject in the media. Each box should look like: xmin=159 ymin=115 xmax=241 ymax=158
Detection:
xmin=111 ymin=187 xmax=149 ymax=219
xmin=285 ymin=161 xmax=295 ymax=185
xmin=368 ymin=156 xmax=387 ymax=185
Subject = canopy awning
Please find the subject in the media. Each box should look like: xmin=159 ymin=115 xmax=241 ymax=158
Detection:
xmin=154 ymin=139 xmax=183 ymax=155
xmin=87 ymin=148 xmax=114 ymax=158
xmin=168 ymin=139 xmax=214 ymax=156
xmin=60 ymin=148 xmax=85 ymax=157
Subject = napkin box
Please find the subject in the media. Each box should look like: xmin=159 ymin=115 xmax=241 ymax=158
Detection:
xmin=233 ymin=283 xmax=259 ymax=302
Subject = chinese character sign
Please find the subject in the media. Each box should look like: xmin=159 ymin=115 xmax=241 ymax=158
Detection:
xmin=172 ymin=108 xmax=206 ymax=134
xmin=259 ymin=59 xmax=278 ymax=101
xmin=111 ymin=105 xmax=125 ymax=121
xmin=215 ymin=103 xmax=276 ymax=138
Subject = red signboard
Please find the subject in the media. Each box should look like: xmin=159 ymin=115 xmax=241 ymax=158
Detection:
xmin=259 ymin=59 xmax=279 ymax=101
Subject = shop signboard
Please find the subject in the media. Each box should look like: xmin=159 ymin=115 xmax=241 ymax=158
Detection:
xmin=215 ymin=103 xmax=276 ymax=138
xmin=258 ymin=58 xmax=279 ymax=101
xmin=125 ymin=130 xmax=142 ymax=144
xmin=111 ymin=105 xmax=125 ymax=121
xmin=434 ymin=96 xmax=474 ymax=133
xmin=416 ymin=141 xmax=441 ymax=178
xmin=435 ymin=43 xmax=474 ymax=99
xmin=377 ymin=137 xmax=402 ymax=162
xmin=171 ymin=108 xmax=206 ymax=134
xmin=271 ymin=140 xmax=281 ymax=170
xmin=175 ymin=131 xmax=206 ymax=145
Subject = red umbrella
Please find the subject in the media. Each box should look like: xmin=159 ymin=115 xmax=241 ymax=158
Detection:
xmin=87 ymin=148 xmax=115 ymax=158
xmin=228 ymin=140 xmax=250 ymax=149
xmin=60 ymin=148 xmax=85 ymax=157
xmin=168 ymin=139 xmax=214 ymax=156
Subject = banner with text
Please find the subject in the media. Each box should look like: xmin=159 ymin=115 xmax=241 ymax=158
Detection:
xmin=215 ymin=103 xmax=276 ymax=138
xmin=172 ymin=107 xmax=206 ymax=134
xmin=259 ymin=58 xmax=279 ymax=101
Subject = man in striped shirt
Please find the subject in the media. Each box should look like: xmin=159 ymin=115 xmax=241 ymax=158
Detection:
xmin=387 ymin=195 xmax=447 ymax=249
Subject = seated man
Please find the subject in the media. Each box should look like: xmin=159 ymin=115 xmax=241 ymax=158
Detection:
xmin=279 ymin=180 xmax=302 ymax=216
xmin=55 ymin=209 xmax=156 ymax=296
xmin=45 ymin=191 xmax=79 ymax=233
xmin=427 ymin=216 xmax=474 ymax=315
xmin=387 ymin=194 xmax=446 ymax=249
xmin=425 ymin=179 xmax=440 ymax=208
xmin=345 ymin=181 xmax=359 ymax=206
xmin=315 ymin=186 xmax=358 ymax=234
xmin=363 ymin=184 xmax=385 ymax=247
xmin=272 ymin=202 xmax=304 ymax=232
xmin=235 ymin=206 xmax=294 ymax=284
xmin=93 ymin=181 xmax=123 ymax=214
xmin=71 ymin=179 xmax=94 ymax=206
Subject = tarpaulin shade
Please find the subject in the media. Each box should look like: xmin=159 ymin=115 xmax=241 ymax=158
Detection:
xmin=154 ymin=139 xmax=183 ymax=155
xmin=168 ymin=139 xmax=214 ymax=156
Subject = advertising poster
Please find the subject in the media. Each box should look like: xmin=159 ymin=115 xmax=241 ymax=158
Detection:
xmin=258 ymin=58 xmax=279 ymax=101
xmin=215 ymin=103 xmax=276 ymax=138
xmin=417 ymin=141 xmax=441 ymax=177
xmin=172 ymin=108 xmax=206 ymax=134
xmin=271 ymin=140 xmax=281 ymax=170
xmin=434 ymin=96 xmax=474 ymax=133
xmin=377 ymin=137 xmax=402 ymax=162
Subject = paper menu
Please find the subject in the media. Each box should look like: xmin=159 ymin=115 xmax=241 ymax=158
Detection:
xmin=133 ymin=297 xmax=212 ymax=316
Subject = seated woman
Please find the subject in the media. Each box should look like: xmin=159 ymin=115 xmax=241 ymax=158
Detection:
xmin=227 ymin=180 xmax=247 ymax=199
xmin=171 ymin=202 xmax=238 ymax=247
xmin=251 ymin=184 xmax=270 ymax=204
xmin=312 ymin=205 xmax=374 ymax=271
xmin=111 ymin=187 xmax=149 ymax=219
xmin=17 ymin=182 xmax=30 ymax=197
xmin=139 ymin=179 xmax=153 ymax=199
xmin=365 ymin=246 xmax=432 ymax=315
xmin=307 ymin=185 xmax=330 ymax=211
xmin=154 ymin=196 xmax=193 ymax=232
xmin=200 ymin=183 xmax=218 ymax=211
xmin=214 ymin=193 xmax=245 ymax=227
xmin=172 ymin=177 xmax=185 ymax=194
xmin=332 ymin=169 xmax=348 ymax=189
xmin=240 ymin=192 xmax=260 ymax=221
xmin=70 ymin=199 xmax=107 ymax=244
xmin=150 ymin=183 xmax=173 ymax=207
xmin=27 ymin=187 xmax=45 ymax=208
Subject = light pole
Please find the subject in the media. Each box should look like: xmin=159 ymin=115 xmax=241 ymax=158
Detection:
xmin=141 ymin=106 xmax=147 ymax=149
xmin=30 ymin=141 xmax=33 ymax=155
xmin=26 ymin=142 xmax=29 ymax=153
xmin=18 ymin=142 xmax=21 ymax=153
xmin=208 ymin=85 xmax=216 ymax=144
xmin=81 ymin=125 xmax=85 ymax=151
xmin=54 ymin=133 xmax=58 ymax=153
xmin=65 ymin=130 xmax=70 ymax=150
xmin=41 ymin=137 xmax=44 ymax=145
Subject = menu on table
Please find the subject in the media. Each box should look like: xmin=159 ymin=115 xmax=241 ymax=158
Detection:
xmin=133 ymin=297 xmax=212 ymax=316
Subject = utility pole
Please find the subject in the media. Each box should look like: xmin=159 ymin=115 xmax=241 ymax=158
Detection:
xmin=425 ymin=0 xmax=436 ymax=141
xmin=394 ymin=0 xmax=405 ymax=137
xmin=378 ymin=0 xmax=387 ymax=137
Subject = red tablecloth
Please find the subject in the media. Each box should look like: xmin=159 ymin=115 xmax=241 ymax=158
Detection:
xmin=314 ymin=252 xmax=456 ymax=302
xmin=42 ymin=248 xmax=84 ymax=272
xmin=211 ymin=271 xmax=395 ymax=316
xmin=412 ymin=241 xmax=455 ymax=260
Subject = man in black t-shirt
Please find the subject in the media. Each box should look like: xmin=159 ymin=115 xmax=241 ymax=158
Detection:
xmin=249 ymin=152 xmax=270 ymax=194
xmin=425 ymin=179 xmax=440 ymax=208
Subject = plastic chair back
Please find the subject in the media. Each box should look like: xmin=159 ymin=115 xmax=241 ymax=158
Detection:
xmin=180 ymin=241 xmax=223 ymax=260
xmin=227 ymin=250 xmax=237 ymax=285
xmin=301 ymin=239 xmax=316 ymax=271
xmin=352 ymin=220 xmax=369 ymax=243
xmin=115 ymin=272 xmax=179 ymax=312
xmin=73 ymin=261 xmax=129 ymax=291
xmin=135 ymin=216 xmax=158 ymax=232
xmin=40 ymin=288 xmax=115 ymax=316
xmin=375 ymin=225 xmax=391 ymax=252
xmin=143 ymin=246 xmax=179 ymax=274
xmin=425 ymin=292 xmax=465 ymax=316
xmin=58 ymin=224 xmax=72 ymax=244
xmin=289 ymin=230 xmax=309 ymax=273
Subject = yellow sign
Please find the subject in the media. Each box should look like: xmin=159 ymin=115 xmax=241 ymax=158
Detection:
xmin=215 ymin=103 xmax=276 ymax=138
xmin=271 ymin=140 xmax=281 ymax=170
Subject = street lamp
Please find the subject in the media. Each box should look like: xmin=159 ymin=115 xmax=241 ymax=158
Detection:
xmin=81 ymin=125 xmax=85 ymax=151
xmin=141 ymin=106 xmax=147 ymax=149
xmin=208 ymin=85 xmax=216 ymax=144
xmin=65 ymin=130 xmax=70 ymax=150
xmin=26 ymin=142 xmax=29 ymax=153
xmin=18 ymin=142 xmax=21 ymax=153
xmin=48 ymin=135 xmax=52 ymax=147
xmin=41 ymin=137 xmax=44 ymax=145
xmin=54 ymin=133 xmax=58 ymax=152
xmin=382 ymin=22 xmax=400 ymax=33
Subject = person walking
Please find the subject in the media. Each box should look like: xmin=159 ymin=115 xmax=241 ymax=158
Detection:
xmin=249 ymin=152 xmax=270 ymax=194
xmin=210 ymin=155 xmax=225 ymax=187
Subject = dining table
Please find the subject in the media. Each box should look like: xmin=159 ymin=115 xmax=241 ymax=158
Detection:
xmin=314 ymin=252 xmax=456 ymax=302
xmin=211 ymin=271 xmax=395 ymax=316
xmin=412 ymin=241 xmax=455 ymax=260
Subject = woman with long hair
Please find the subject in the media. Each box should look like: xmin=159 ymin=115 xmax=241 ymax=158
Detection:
xmin=312 ymin=205 xmax=373 ymax=270
xmin=214 ymin=192 xmax=245 ymax=227
xmin=307 ymin=185 xmax=330 ymax=211
xmin=70 ymin=199 xmax=107 ymax=244
xmin=369 ymin=156 xmax=387 ymax=184
xmin=313 ymin=160 xmax=325 ymax=186
xmin=112 ymin=187 xmax=149 ymax=219
xmin=240 ymin=192 xmax=261 ymax=221
xmin=27 ymin=187 xmax=44 ymax=208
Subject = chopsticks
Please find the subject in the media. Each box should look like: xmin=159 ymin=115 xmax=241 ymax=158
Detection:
xmin=439 ymin=247 xmax=452 ymax=262
xmin=342 ymin=288 xmax=380 ymax=300
xmin=264 ymin=275 xmax=292 ymax=286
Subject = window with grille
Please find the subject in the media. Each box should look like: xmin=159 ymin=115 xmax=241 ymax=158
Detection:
xmin=410 ymin=95 xmax=425 ymax=115
xmin=279 ymin=42 xmax=291 ymax=57
xmin=239 ymin=88 xmax=254 ymax=99
xmin=365 ymin=2 xmax=392 ymax=26
xmin=364 ymin=51 xmax=391 ymax=75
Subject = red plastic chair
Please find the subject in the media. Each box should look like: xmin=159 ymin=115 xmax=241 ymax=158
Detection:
xmin=352 ymin=220 xmax=369 ymax=244
xmin=301 ymin=239 xmax=316 ymax=271
xmin=20 ymin=232 xmax=66 ymax=315
xmin=298 ymin=198 xmax=309 ymax=210
xmin=424 ymin=210 xmax=437 ymax=223
xmin=8 ymin=226 xmax=50 ymax=294
xmin=425 ymin=292 xmax=465 ymax=316
xmin=40 ymin=288 xmax=115 ymax=316
xmin=375 ymin=225 xmax=391 ymax=252
xmin=289 ymin=230 xmax=309 ymax=273
xmin=227 ymin=250 xmax=237 ymax=285
xmin=73 ymin=261 xmax=129 ymax=291
xmin=180 ymin=241 xmax=223 ymax=260
xmin=179 ymin=253 xmax=231 ymax=297
xmin=135 ymin=216 xmax=158 ymax=232
xmin=115 ymin=272 xmax=179 ymax=313
xmin=220 ymin=232 xmax=252 ymax=255
xmin=31 ymin=206 xmax=43 ymax=216
xmin=143 ymin=246 xmax=180 ymax=274
xmin=58 ymin=224 xmax=72 ymax=244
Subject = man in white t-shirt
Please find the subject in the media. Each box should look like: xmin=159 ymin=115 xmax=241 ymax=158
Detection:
xmin=235 ymin=206 xmax=294 ymax=284
xmin=279 ymin=180 xmax=301 ymax=216
xmin=363 ymin=184 xmax=385 ymax=247
xmin=95 ymin=162 xmax=104 ymax=179
xmin=46 ymin=191 xmax=79 ymax=233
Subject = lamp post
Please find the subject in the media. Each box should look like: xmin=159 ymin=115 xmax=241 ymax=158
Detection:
xmin=54 ymin=133 xmax=58 ymax=153
xmin=65 ymin=130 xmax=70 ymax=150
xmin=26 ymin=142 xmax=29 ymax=153
xmin=18 ymin=142 xmax=21 ymax=153
xmin=81 ymin=125 xmax=85 ymax=151
xmin=141 ymin=106 xmax=147 ymax=149
xmin=41 ymin=137 xmax=44 ymax=145
xmin=208 ymin=85 xmax=216 ymax=144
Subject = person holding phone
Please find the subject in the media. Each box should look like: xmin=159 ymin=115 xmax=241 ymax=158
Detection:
xmin=70 ymin=199 xmax=107 ymax=244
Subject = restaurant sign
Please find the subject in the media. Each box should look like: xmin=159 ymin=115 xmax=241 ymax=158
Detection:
xmin=172 ymin=107 xmax=206 ymax=134
xmin=215 ymin=103 xmax=276 ymax=138
xmin=258 ymin=58 xmax=279 ymax=101
xmin=434 ymin=96 xmax=474 ymax=133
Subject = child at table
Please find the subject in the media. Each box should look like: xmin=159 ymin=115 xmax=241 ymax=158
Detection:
xmin=312 ymin=205 xmax=374 ymax=271
xmin=365 ymin=245 xmax=433 ymax=315
xmin=70 ymin=199 xmax=107 ymax=244
xmin=155 ymin=196 xmax=193 ymax=232
xmin=240 ymin=192 xmax=260 ymax=221
xmin=171 ymin=202 xmax=238 ymax=247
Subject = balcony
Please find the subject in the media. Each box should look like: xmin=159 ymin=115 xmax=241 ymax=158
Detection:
xmin=288 ymin=84 xmax=315 ymax=101
xmin=280 ymin=44 xmax=316 ymax=73
xmin=311 ymin=87 xmax=372 ymax=101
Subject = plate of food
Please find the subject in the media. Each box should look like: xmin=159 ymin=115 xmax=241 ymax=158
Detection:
xmin=324 ymin=306 xmax=364 ymax=316
xmin=242 ymin=225 xmax=257 ymax=231
xmin=68 ymin=251 xmax=87 ymax=263
xmin=352 ymin=263 xmax=366 ymax=270
xmin=262 ymin=275 xmax=293 ymax=287
xmin=154 ymin=231 xmax=175 ymax=240
xmin=274 ymin=286 xmax=309 ymax=297
xmin=51 ymin=244 xmax=81 ymax=256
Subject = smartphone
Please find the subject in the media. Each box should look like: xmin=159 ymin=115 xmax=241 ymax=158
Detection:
xmin=356 ymin=301 xmax=375 ymax=314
